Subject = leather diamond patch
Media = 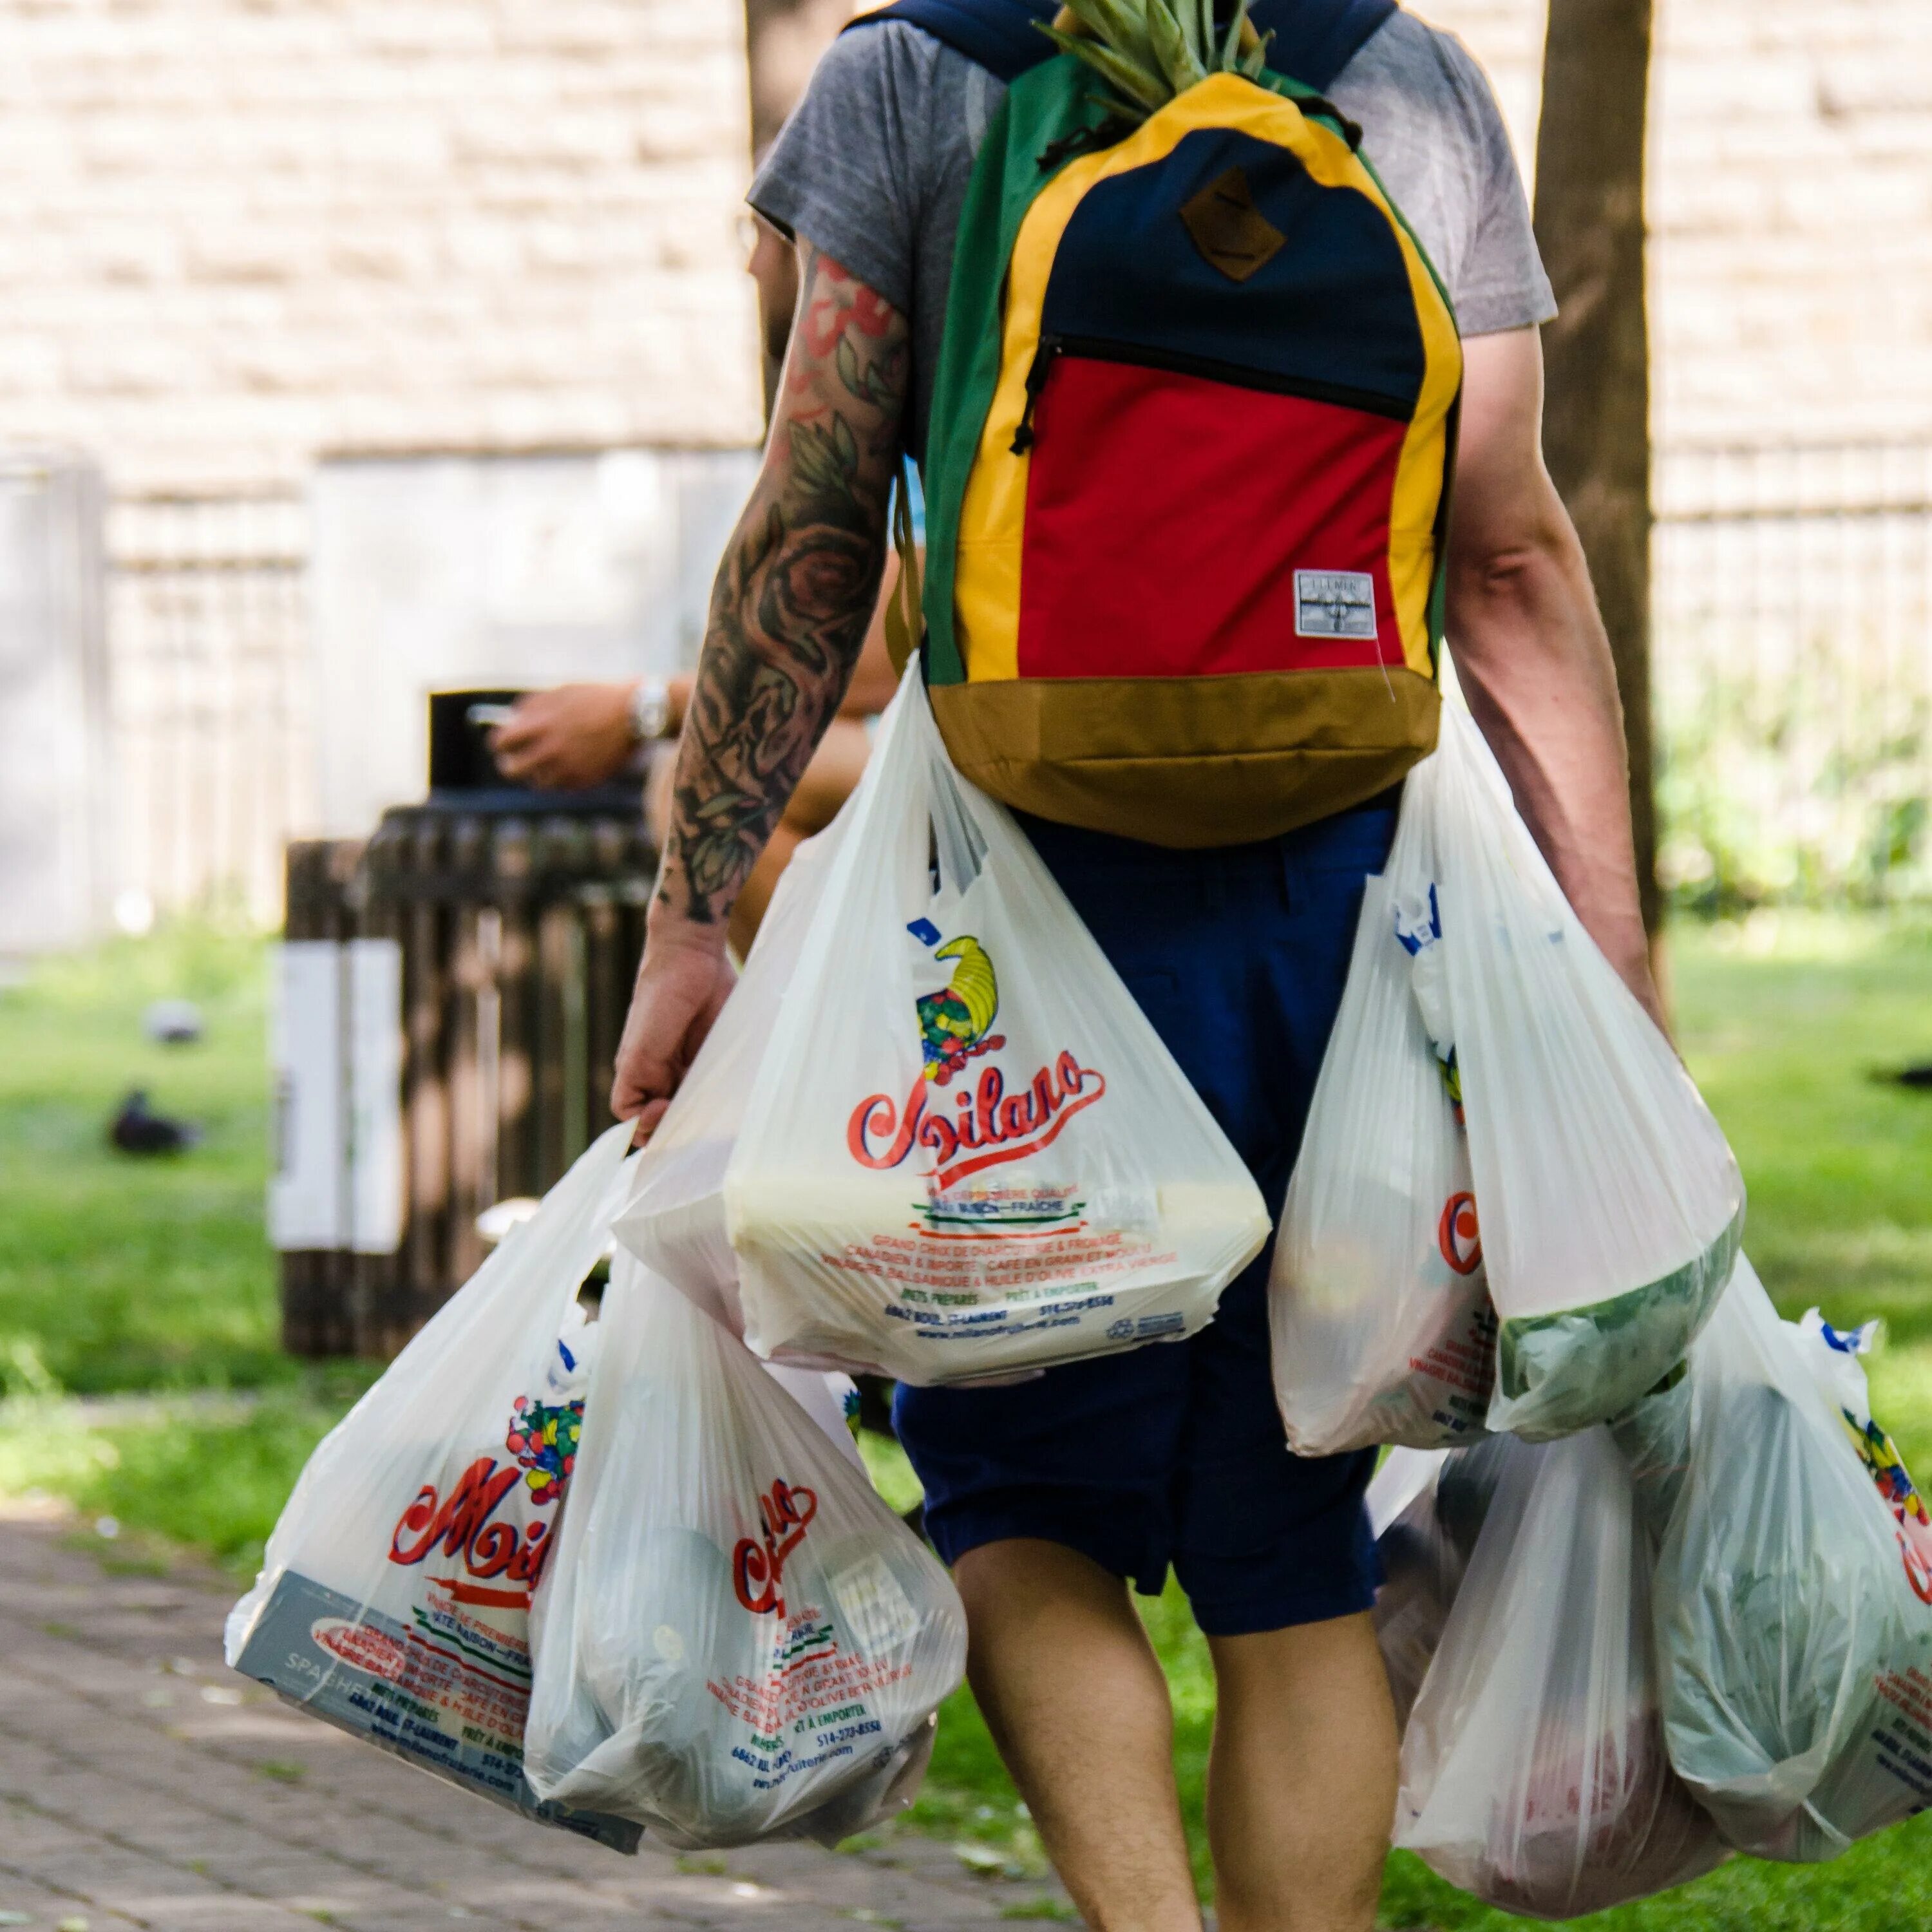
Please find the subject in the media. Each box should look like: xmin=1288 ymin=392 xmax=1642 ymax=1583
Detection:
xmin=1180 ymin=166 xmax=1285 ymax=283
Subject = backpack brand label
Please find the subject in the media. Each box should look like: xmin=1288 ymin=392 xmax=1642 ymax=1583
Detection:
xmin=1294 ymin=570 xmax=1378 ymax=639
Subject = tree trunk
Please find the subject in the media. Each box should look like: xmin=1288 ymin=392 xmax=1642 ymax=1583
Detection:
xmin=1533 ymin=0 xmax=1660 ymax=937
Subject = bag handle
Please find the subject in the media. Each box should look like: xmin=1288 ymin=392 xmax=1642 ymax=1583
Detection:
xmin=905 ymin=673 xmax=987 ymax=896
xmin=882 ymin=455 xmax=925 ymax=681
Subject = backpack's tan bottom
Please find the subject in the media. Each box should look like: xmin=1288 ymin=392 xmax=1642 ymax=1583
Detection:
xmin=931 ymin=667 xmax=1441 ymax=848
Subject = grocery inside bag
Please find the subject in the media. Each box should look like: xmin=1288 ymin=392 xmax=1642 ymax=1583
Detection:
xmin=1394 ymin=1427 xmax=1727 ymax=1918
xmin=1271 ymin=844 xmax=1497 ymax=1455
xmin=1616 ymin=1256 xmax=1932 ymax=1861
xmin=225 ymin=1124 xmax=643 ymax=1852
xmin=524 ymin=1255 xmax=968 ymax=1848
xmin=1416 ymin=706 xmax=1746 ymax=1438
xmin=616 ymin=670 xmax=1271 ymax=1385
xmin=1370 ymin=1441 xmax=1499 ymax=1732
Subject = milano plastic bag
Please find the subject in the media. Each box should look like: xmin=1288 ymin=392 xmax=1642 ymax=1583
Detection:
xmin=1396 ymin=1426 xmax=1726 ymax=1918
xmin=1417 ymin=706 xmax=1745 ymax=1437
xmin=524 ymin=1255 xmax=969 ymax=1847
xmin=616 ymin=670 xmax=1271 ymax=1385
xmin=1272 ymin=778 xmax=1495 ymax=1454
xmin=225 ymin=1123 xmax=641 ymax=1851
xmin=1616 ymin=1256 xmax=1932 ymax=1861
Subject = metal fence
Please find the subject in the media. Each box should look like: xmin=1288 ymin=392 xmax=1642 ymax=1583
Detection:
xmin=93 ymin=448 xmax=1932 ymax=930
xmin=107 ymin=489 xmax=310 ymax=925
xmin=1653 ymin=442 xmax=1932 ymax=905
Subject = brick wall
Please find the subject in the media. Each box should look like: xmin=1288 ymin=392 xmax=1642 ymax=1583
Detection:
xmin=2 ymin=0 xmax=1921 ymax=495
xmin=0 ymin=0 xmax=764 ymax=497
xmin=1419 ymin=0 xmax=1932 ymax=444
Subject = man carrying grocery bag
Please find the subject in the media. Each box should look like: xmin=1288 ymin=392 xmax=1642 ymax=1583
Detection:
xmin=610 ymin=1 xmax=1662 ymax=1926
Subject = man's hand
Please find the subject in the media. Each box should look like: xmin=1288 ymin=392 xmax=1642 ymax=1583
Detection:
xmin=609 ymin=242 xmax=908 ymax=1126
xmin=611 ymin=927 xmax=737 ymax=1138
xmin=1444 ymin=327 xmax=1666 ymax=1032
xmin=491 ymin=683 xmax=639 ymax=790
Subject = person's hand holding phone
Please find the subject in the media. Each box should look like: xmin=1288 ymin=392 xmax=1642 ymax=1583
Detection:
xmin=489 ymin=683 xmax=647 ymax=790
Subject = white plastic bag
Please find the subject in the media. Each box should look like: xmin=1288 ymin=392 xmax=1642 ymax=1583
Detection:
xmin=1396 ymin=1427 xmax=1727 ymax=1918
xmin=616 ymin=670 xmax=1271 ymax=1385
xmin=225 ymin=1124 xmax=641 ymax=1851
xmin=612 ymin=818 xmax=851 ymax=1359
xmin=1369 ymin=1441 xmax=1509 ymax=1731
xmin=1617 ymin=1257 xmax=1932 ymax=1861
xmin=1420 ymin=706 xmax=1745 ymax=1437
xmin=1271 ymin=781 xmax=1496 ymax=1452
xmin=524 ymin=1255 xmax=968 ymax=1847
xmin=1794 ymin=1308 xmax=1932 ymax=1586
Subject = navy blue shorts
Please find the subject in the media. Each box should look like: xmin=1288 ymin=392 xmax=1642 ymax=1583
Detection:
xmin=892 ymin=797 xmax=1398 ymax=1638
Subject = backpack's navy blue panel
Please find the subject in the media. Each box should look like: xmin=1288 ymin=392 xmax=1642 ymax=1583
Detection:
xmin=846 ymin=0 xmax=1396 ymax=90
xmin=844 ymin=0 xmax=1055 ymax=82
xmin=1039 ymin=128 xmax=1425 ymax=410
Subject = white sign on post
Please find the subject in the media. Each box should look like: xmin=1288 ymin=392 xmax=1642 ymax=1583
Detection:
xmin=269 ymin=941 xmax=344 ymax=1251
xmin=348 ymin=936 xmax=404 ymax=1255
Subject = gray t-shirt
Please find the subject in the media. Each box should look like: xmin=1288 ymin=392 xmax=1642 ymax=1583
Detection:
xmin=751 ymin=12 xmax=1556 ymax=461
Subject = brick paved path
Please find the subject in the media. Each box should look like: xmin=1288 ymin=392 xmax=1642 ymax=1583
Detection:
xmin=0 ymin=1511 xmax=1077 ymax=1932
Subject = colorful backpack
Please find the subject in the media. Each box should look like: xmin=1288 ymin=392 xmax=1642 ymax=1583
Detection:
xmin=855 ymin=0 xmax=1461 ymax=846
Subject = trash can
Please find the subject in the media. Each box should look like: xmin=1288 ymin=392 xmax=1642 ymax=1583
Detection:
xmin=273 ymin=690 xmax=656 ymax=1358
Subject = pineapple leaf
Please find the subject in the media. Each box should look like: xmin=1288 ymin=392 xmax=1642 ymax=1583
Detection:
xmin=1217 ymin=0 xmax=1248 ymax=71
xmin=1036 ymin=21 xmax=1169 ymax=111
xmin=1144 ymin=0 xmax=1205 ymax=92
xmin=1057 ymin=0 xmax=1158 ymax=71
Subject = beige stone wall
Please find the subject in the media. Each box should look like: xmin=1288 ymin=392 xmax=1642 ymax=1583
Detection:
xmin=1652 ymin=0 xmax=1932 ymax=445
xmin=1416 ymin=0 xmax=1932 ymax=445
xmin=5 ymin=0 xmax=1921 ymax=494
xmin=0 ymin=0 xmax=764 ymax=496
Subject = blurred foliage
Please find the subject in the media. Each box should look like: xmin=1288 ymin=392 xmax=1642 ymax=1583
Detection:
xmin=1658 ymin=650 xmax=1932 ymax=912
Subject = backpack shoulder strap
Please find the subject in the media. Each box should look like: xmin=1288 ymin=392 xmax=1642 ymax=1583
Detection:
xmin=845 ymin=0 xmax=1057 ymax=84
xmin=1262 ymin=0 xmax=1397 ymax=92
xmin=845 ymin=0 xmax=1396 ymax=92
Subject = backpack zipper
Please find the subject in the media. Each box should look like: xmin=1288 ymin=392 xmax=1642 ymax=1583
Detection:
xmin=1009 ymin=332 xmax=1413 ymax=456
xmin=1010 ymin=336 xmax=1063 ymax=455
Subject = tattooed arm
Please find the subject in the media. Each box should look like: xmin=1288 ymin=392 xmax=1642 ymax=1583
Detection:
xmin=611 ymin=245 xmax=910 ymax=1130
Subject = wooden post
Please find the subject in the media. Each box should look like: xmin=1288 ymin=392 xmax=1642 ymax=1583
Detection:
xmin=582 ymin=818 xmax=632 ymax=1148
xmin=493 ymin=816 xmax=540 ymax=1204
xmin=538 ymin=815 xmax=593 ymax=1172
xmin=278 ymin=838 xmax=361 ymax=1357
xmin=279 ymin=842 xmax=333 ymax=1357
xmin=404 ymin=815 xmax=450 ymax=1321
xmin=352 ymin=818 xmax=406 ymax=1358
xmin=445 ymin=813 xmax=489 ymax=1293
xmin=1533 ymin=0 xmax=1661 ymax=936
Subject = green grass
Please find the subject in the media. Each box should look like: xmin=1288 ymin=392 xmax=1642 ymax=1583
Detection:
xmin=4 ymin=913 xmax=1932 ymax=1926
xmin=0 ymin=918 xmax=376 ymax=1578
xmin=1674 ymin=914 xmax=1932 ymax=1352
xmin=0 ymin=1379 xmax=374 ymax=1576
xmin=0 ymin=918 xmax=301 ymax=1395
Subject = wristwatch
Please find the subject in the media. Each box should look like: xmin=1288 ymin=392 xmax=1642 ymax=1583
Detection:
xmin=628 ymin=676 xmax=673 ymax=743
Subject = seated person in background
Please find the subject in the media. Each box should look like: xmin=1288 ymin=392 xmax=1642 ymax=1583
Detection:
xmin=488 ymin=580 xmax=901 ymax=960
xmin=489 ymin=210 xmax=908 ymax=959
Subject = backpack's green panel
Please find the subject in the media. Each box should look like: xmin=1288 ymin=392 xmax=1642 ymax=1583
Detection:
xmin=922 ymin=55 xmax=1093 ymax=688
